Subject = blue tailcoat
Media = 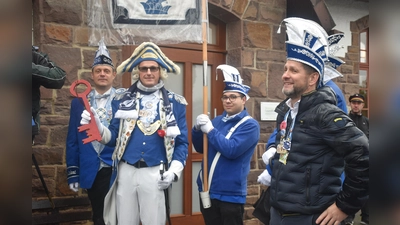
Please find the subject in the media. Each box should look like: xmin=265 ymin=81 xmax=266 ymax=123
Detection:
xmin=66 ymin=98 xmax=114 ymax=189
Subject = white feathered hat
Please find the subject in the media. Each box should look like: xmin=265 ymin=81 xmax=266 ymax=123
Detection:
xmin=217 ymin=64 xmax=250 ymax=100
xmin=278 ymin=17 xmax=329 ymax=88
xmin=323 ymin=33 xmax=346 ymax=84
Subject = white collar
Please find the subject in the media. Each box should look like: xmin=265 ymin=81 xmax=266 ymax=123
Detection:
xmin=285 ymin=98 xmax=300 ymax=118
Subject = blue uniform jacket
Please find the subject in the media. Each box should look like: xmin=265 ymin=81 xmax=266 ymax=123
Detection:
xmin=192 ymin=109 xmax=260 ymax=203
xmin=66 ymin=98 xmax=114 ymax=189
xmin=106 ymin=92 xmax=188 ymax=168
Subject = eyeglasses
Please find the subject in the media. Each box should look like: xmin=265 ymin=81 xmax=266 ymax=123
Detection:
xmin=221 ymin=95 xmax=243 ymax=102
xmin=138 ymin=66 xmax=160 ymax=72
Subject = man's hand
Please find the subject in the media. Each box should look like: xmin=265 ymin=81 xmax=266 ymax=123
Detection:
xmin=195 ymin=114 xmax=208 ymax=130
xmin=69 ymin=182 xmax=79 ymax=192
xmin=257 ymin=169 xmax=272 ymax=186
xmin=262 ymin=147 xmax=276 ymax=165
xmin=315 ymin=202 xmax=347 ymax=225
xmin=80 ymin=107 xmax=104 ymax=134
xmin=157 ymin=171 xmax=175 ymax=190
xmin=196 ymin=114 xmax=213 ymax=133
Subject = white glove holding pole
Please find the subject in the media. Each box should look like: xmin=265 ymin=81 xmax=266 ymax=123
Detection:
xmin=195 ymin=114 xmax=208 ymax=130
xmin=69 ymin=182 xmax=79 ymax=192
xmin=262 ymin=147 xmax=277 ymax=165
xmin=196 ymin=114 xmax=213 ymax=134
xmin=257 ymin=169 xmax=272 ymax=186
xmin=80 ymin=107 xmax=104 ymax=135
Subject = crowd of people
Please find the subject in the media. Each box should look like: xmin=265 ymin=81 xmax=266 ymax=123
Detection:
xmin=33 ymin=16 xmax=369 ymax=225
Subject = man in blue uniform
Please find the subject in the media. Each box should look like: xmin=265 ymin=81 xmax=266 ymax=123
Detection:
xmin=66 ymin=39 xmax=123 ymax=225
xmin=81 ymin=42 xmax=188 ymax=225
xmin=192 ymin=64 xmax=260 ymax=225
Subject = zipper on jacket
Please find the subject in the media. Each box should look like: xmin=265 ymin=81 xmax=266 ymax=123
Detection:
xmin=306 ymin=167 xmax=311 ymax=205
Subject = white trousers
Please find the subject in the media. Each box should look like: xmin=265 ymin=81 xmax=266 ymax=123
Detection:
xmin=116 ymin=162 xmax=166 ymax=225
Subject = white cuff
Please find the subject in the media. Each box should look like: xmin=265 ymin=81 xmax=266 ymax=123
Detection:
xmin=100 ymin=127 xmax=111 ymax=144
xmin=168 ymin=160 xmax=184 ymax=180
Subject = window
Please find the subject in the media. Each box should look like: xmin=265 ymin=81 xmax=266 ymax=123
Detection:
xmin=359 ymin=29 xmax=369 ymax=117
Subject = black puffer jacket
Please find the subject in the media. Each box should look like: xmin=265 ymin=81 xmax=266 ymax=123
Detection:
xmin=32 ymin=49 xmax=66 ymax=137
xmin=270 ymin=86 xmax=369 ymax=216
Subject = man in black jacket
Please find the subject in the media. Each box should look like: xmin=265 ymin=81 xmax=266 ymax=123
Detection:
xmin=342 ymin=93 xmax=369 ymax=225
xmin=32 ymin=46 xmax=66 ymax=142
xmin=268 ymin=17 xmax=369 ymax=225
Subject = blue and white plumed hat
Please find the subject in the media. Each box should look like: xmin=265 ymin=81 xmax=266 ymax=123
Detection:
xmin=278 ymin=17 xmax=329 ymax=88
xmin=217 ymin=64 xmax=250 ymax=100
xmin=92 ymin=37 xmax=114 ymax=69
xmin=323 ymin=33 xmax=345 ymax=84
xmin=117 ymin=42 xmax=180 ymax=75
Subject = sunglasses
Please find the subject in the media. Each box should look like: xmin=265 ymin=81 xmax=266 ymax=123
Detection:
xmin=138 ymin=66 xmax=160 ymax=72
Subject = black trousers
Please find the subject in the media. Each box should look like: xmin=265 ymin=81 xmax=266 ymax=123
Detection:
xmin=86 ymin=167 xmax=112 ymax=225
xmin=200 ymin=197 xmax=244 ymax=225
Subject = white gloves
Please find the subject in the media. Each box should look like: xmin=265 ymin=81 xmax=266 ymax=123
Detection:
xmin=80 ymin=107 xmax=104 ymax=135
xmin=195 ymin=114 xmax=213 ymax=133
xmin=258 ymin=147 xmax=276 ymax=186
xmin=262 ymin=147 xmax=277 ymax=165
xmin=257 ymin=169 xmax=272 ymax=186
xmin=69 ymin=182 xmax=79 ymax=192
xmin=157 ymin=171 xmax=175 ymax=190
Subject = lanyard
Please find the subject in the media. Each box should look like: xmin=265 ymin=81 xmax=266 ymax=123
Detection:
xmin=279 ymin=110 xmax=296 ymax=150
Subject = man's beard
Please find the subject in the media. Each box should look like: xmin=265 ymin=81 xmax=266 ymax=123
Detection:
xmin=282 ymin=84 xmax=307 ymax=99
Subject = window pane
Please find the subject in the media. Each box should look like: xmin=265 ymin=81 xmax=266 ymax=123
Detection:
xmin=360 ymin=32 xmax=367 ymax=50
xmin=359 ymin=69 xmax=367 ymax=88
xmin=164 ymin=63 xmax=184 ymax=95
xmin=360 ymin=32 xmax=367 ymax=62
xmin=192 ymin=162 xmax=201 ymax=213
xmin=208 ymin=22 xmax=217 ymax=44
xmin=192 ymin=64 xmax=211 ymax=153
xmin=360 ymin=50 xmax=367 ymax=63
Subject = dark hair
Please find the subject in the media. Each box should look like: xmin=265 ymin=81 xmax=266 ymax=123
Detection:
xmin=301 ymin=63 xmax=318 ymax=75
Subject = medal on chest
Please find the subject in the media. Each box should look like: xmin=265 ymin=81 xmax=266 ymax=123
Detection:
xmin=278 ymin=110 xmax=295 ymax=165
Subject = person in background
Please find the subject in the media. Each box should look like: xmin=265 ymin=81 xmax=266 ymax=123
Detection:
xmin=81 ymin=42 xmax=188 ymax=225
xmin=66 ymin=39 xmax=124 ymax=225
xmin=342 ymin=93 xmax=369 ymax=225
xmin=263 ymin=17 xmax=369 ymax=225
xmin=192 ymin=64 xmax=260 ymax=225
xmin=32 ymin=45 xmax=66 ymax=143
xmin=348 ymin=93 xmax=369 ymax=139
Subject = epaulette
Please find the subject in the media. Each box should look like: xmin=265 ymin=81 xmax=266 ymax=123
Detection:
xmin=168 ymin=91 xmax=188 ymax=105
xmin=114 ymin=88 xmax=127 ymax=100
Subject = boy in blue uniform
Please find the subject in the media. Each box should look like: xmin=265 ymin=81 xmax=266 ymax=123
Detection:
xmin=192 ymin=64 xmax=260 ymax=225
